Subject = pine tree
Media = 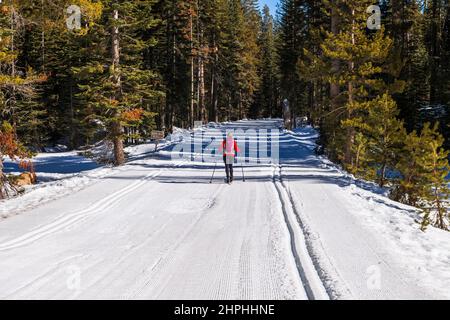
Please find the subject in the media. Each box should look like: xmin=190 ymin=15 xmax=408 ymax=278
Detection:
xmin=153 ymin=0 xmax=265 ymax=126
xmin=424 ymin=0 xmax=446 ymax=105
xmin=278 ymin=0 xmax=309 ymax=124
xmin=391 ymin=129 xmax=428 ymax=207
xmin=301 ymin=1 xmax=403 ymax=168
xmin=253 ymin=5 xmax=278 ymax=119
xmin=441 ymin=1 xmax=450 ymax=148
xmin=416 ymin=123 xmax=450 ymax=230
xmin=0 ymin=2 xmax=46 ymax=124
xmin=344 ymin=93 xmax=406 ymax=186
xmin=391 ymin=122 xmax=450 ymax=230
xmin=0 ymin=0 xmax=103 ymax=150
xmin=74 ymin=0 xmax=162 ymax=165
xmin=383 ymin=0 xmax=428 ymax=133
xmin=205 ymin=0 xmax=225 ymax=123
xmin=348 ymin=131 xmax=373 ymax=179
xmin=218 ymin=0 xmax=243 ymax=120
xmin=205 ymin=0 xmax=226 ymax=123
xmin=240 ymin=0 xmax=261 ymax=118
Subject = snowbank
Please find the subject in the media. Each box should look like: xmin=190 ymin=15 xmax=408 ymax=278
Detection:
xmin=286 ymin=126 xmax=450 ymax=299
xmin=1 ymin=142 xmax=161 ymax=220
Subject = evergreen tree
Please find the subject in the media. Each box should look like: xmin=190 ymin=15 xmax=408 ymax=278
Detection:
xmin=301 ymin=1 xmax=403 ymax=168
xmin=417 ymin=123 xmax=450 ymax=230
xmin=240 ymin=0 xmax=261 ymax=118
xmin=74 ymin=0 xmax=162 ymax=165
xmin=220 ymin=0 xmax=247 ymax=120
xmin=345 ymin=93 xmax=406 ymax=186
xmin=253 ymin=5 xmax=278 ymax=118
xmin=392 ymin=122 xmax=450 ymax=230
xmin=441 ymin=1 xmax=450 ymax=148
xmin=278 ymin=0 xmax=309 ymax=124
xmin=383 ymin=0 xmax=428 ymax=133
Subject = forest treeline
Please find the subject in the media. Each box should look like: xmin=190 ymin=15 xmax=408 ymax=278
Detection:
xmin=290 ymin=0 xmax=450 ymax=229
xmin=0 ymin=0 xmax=449 ymax=228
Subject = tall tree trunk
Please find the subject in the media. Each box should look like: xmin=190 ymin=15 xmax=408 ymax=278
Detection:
xmin=164 ymin=2 xmax=175 ymax=132
xmin=210 ymin=57 xmax=216 ymax=121
xmin=167 ymin=2 xmax=177 ymax=132
xmin=189 ymin=9 xmax=195 ymax=128
xmin=330 ymin=1 xmax=340 ymax=108
xmin=111 ymin=8 xmax=125 ymax=166
xmin=196 ymin=0 xmax=206 ymax=124
xmin=41 ymin=0 xmax=45 ymax=73
xmin=344 ymin=9 xmax=356 ymax=166
xmin=429 ymin=0 xmax=441 ymax=104
xmin=199 ymin=55 xmax=206 ymax=122
xmin=198 ymin=30 xmax=206 ymax=123
xmin=10 ymin=6 xmax=17 ymax=123
xmin=69 ymin=81 xmax=76 ymax=149
xmin=211 ymin=38 xmax=219 ymax=122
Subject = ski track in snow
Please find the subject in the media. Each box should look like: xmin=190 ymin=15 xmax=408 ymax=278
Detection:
xmin=0 ymin=119 xmax=449 ymax=299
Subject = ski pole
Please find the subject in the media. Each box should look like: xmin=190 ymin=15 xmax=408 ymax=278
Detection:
xmin=241 ymin=162 xmax=245 ymax=182
xmin=210 ymin=161 xmax=217 ymax=184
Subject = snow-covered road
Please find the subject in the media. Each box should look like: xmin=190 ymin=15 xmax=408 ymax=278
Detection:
xmin=0 ymin=120 xmax=449 ymax=300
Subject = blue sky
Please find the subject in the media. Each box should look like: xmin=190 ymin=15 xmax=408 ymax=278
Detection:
xmin=258 ymin=0 xmax=279 ymax=15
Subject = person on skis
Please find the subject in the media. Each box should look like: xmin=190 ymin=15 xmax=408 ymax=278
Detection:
xmin=220 ymin=132 xmax=240 ymax=184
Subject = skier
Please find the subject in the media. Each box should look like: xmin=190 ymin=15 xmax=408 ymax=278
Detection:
xmin=220 ymin=132 xmax=240 ymax=184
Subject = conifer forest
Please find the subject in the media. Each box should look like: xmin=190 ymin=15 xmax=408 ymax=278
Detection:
xmin=1 ymin=0 xmax=449 ymax=230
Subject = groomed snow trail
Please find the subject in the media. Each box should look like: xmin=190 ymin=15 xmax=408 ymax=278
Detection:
xmin=0 ymin=119 xmax=448 ymax=300
xmin=0 ymin=120 xmax=312 ymax=300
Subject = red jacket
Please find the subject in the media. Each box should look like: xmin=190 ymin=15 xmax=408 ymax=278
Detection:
xmin=220 ymin=139 xmax=240 ymax=156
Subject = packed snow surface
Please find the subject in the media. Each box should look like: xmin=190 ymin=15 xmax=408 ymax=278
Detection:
xmin=0 ymin=119 xmax=449 ymax=299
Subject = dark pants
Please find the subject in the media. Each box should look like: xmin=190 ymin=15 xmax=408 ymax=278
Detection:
xmin=223 ymin=155 xmax=234 ymax=181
